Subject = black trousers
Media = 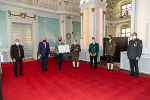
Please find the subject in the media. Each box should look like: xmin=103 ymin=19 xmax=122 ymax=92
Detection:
xmin=13 ymin=58 xmax=22 ymax=76
xmin=90 ymin=56 xmax=97 ymax=69
xmin=106 ymin=55 xmax=114 ymax=63
xmin=129 ymin=59 xmax=139 ymax=76
xmin=56 ymin=53 xmax=63 ymax=69
xmin=40 ymin=55 xmax=48 ymax=71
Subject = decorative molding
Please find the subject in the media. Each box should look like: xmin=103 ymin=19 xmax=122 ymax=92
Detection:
xmin=91 ymin=8 xmax=95 ymax=12
xmin=80 ymin=0 xmax=107 ymax=11
xmin=8 ymin=10 xmax=36 ymax=20
xmin=80 ymin=13 xmax=83 ymax=16
xmin=103 ymin=11 xmax=106 ymax=15
xmin=66 ymin=16 xmax=71 ymax=19
xmin=59 ymin=1 xmax=62 ymax=6
xmin=1 ymin=0 xmax=80 ymax=15
xmin=61 ymin=20 xmax=64 ymax=23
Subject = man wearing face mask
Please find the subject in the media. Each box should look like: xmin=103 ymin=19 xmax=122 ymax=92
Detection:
xmin=38 ymin=37 xmax=50 ymax=72
xmin=105 ymin=35 xmax=116 ymax=72
xmin=89 ymin=37 xmax=99 ymax=70
xmin=55 ymin=37 xmax=64 ymax=70
xmin=127 ymin=32 xmax=143 ymax=78
xmin=10 ymin=39 xmax=24 ymax=77
xmin=71 ymin=40 xmax=81 ymax=70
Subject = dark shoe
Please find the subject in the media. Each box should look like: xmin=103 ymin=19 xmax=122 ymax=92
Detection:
xmin=60 ymin=67 xmax=64 ymax=69
xmin=105 ymin=69 xmax=110 ymax=72
xmin=94 ymin=68 xmax=97 ymax=70
xmin=15 ymin=75 xmax=18 ymax=77
xmin=58 ymin=68 xmax=61 ymax=71
xmin=134 ymin=76 xmax=139 ymax=78
xmin=77 ymin=67 xmax=79 ymax=70
xmin=128 ymin=74 xmax=134 ymax=76
xmin=111 ymin=69 xmax=113 ymax=72
xmin=90 ymin=67 xmax=92 ymax=70
xmin=19 ymin=73 xmax=24 ymax=75
xmin=41 ymin=70 xmax=44 ymax=72
xmin=45 ymin=69 xmax=48 ymax=71
xmin=72 ymin=67 xmax=75 ymax=69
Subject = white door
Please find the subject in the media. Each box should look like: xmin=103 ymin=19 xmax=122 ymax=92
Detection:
xmin=11 ymin=23 xmax=32 ymax=58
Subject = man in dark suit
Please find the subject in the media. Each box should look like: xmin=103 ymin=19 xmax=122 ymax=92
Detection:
xmin=89 ymin=37 xmax=99 ymax=70
xmin=10 ymin=39 xmax=24 ymax=77
xmin=38 ymin=37 xmax=50 ymax=72
xmin=127 ymin=32 xmax=143 ymax=78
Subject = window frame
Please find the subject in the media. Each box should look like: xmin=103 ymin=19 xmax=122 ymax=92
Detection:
xmin=121 ymin=3 xmax=132 ymax=16
xmin=121 ymin=28 xmax=131 ymax=37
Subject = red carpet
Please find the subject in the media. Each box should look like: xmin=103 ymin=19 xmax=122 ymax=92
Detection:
xmin=1 ymin=59 xmax=150 ymax=100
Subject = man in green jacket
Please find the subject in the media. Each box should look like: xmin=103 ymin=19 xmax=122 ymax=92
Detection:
xmin=89 ymin=37 xmax=99 ymax=70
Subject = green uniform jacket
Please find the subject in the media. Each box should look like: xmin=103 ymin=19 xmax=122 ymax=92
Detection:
xmin=127 ymin=38 xmax=143 ymax=59
xmin=89 ymin=43 xmax=99 ymax=57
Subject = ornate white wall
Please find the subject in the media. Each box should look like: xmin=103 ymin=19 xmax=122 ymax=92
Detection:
xmin=0 ymin=0 xmax=80 ymax=62
xmin=132 ymin=0 xmax=150 ymax=55
xmin=79 ymin=0 xmax=107 ymax=61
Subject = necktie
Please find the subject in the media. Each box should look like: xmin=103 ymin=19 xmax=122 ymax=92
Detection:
xmin=92 ymin=44 xmax=94 ymax=54
xmin=109 ymin=40 xmax=111 ymax=44
xmin=18 ymin=46 xmax=21 ymax=58
xmin=43 ymin=42 xmax=46 ymax=48
xmin=45 ymin=42 xmax=46 ymax=48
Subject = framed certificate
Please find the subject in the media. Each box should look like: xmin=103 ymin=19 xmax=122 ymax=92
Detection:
xmin=58 ymin=45 xmax=70 ymax=53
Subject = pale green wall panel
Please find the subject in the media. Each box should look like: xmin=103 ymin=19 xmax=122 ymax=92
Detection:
xmin=0 ymin=10 xmax=8 ymax=48
xmin=73 ymin=21 xmax=81 ymax=43
xmin=38 ymin=16 xmax=60 ymax=47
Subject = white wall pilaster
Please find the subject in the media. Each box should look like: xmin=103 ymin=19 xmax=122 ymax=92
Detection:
xmin=132 ymin=0 xmax=150 ymax=54
xmin=131 ymin=0 xmax=136 ymax=33
xmin=79 ymin=0 xmax=107 ymax=61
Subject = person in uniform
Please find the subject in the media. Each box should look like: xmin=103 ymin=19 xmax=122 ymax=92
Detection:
xmin=71 ymin=40 xmax=81 ymax=70
xmin=55 ymin=37 xmax=64 ymax=71
xmin=10 ymin=39 xmax=24 ymax=77
xmin=127 ymin=32 xmax=143 ymax=78
xmin=105 ymin=35 xmax=116 ymax=72
xmin=89 ymin=37 xmax=99 ymax=70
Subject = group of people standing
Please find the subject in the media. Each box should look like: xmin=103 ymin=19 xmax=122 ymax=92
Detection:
xmin=10 ymin=32 xmax=142 ymax=78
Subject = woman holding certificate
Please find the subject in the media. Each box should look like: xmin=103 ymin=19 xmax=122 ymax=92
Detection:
xmin=55 ymin=37 xmax=64 ymax=71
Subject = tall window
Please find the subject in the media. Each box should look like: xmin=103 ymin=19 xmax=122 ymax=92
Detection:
xmin=12 ymin=23 xmax=32 ymax=58
xmin=121 ymin=28 xmax=131 ymax=37
xmin=80 ymin=0 xmax=89 ymax=5
xmin=121 ymin=4 xmax=131 ymax=16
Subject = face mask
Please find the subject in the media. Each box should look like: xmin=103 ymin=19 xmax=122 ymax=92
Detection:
xmin=74 ymin=42 xmax=77 ymax=45
xmin=43 ymin=40 xmax=46 ymax=42
xmin=92 ymin=40 xmax=95 ymax=43
xmin=132 ymin=36 xmax=137 ymax=40
xmin=16 ymin=42 xmax=19 ymax=46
